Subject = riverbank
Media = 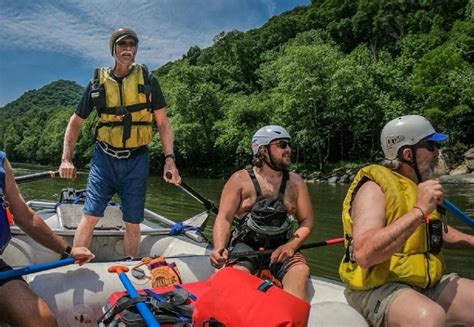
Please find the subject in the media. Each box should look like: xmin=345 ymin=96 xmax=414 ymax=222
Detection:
xmin=11 ymin=146 xmax=474 ymax=185
xmin=302 ymin=147 xmax=474 ymax=184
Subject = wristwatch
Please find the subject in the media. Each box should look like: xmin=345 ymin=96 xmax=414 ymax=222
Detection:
xmin=60 ymin=245 xmax=72 ymax=259
xmin=164 ymin=153 xmax=175 ymax=161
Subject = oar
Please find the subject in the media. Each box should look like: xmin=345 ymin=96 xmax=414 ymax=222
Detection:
xmin=229 ymin=237 xmax=345 ymax=259
xmin=95 ymin=238 xmax=345 ymax=263
xmin=15 ymin=170 xmax=60 ymax=184
xmin=0 ymin=257 xmax=75 ymax=282
xmin=166 ymin=172 xmax=217 ymax=215
xmin=108 ymin=265 xmax=160 ymax=327
xmin=441 ymin=199 xmax=474 ymax=229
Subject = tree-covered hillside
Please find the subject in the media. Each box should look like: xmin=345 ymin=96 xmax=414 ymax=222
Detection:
xmin=1 ymin=0 xmax=473 ymax=176
xmin=0 ymin=80 xmax=87 ymax=164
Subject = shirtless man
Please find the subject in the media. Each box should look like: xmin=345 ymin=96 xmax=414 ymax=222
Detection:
xmin=210 ymin=125 xmax=314 ymax=300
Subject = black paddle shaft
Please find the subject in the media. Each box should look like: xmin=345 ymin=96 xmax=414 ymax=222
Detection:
xmin=228 ymin=237 xmax=345 ymax=258
xmin=15 ymin=170 xmax=60 ymax=184
xmin=166 ymin=171 xmax=218 ymax=215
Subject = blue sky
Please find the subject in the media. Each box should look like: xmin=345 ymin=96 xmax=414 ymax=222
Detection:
xmin=0 ymin=0 xmax=311 ymax=106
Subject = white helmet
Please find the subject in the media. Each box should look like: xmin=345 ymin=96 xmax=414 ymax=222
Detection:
xmin=381 ymin=115 xmax=448 ymax=160
xmin=252 ymin=125 xmax=291 ymax=155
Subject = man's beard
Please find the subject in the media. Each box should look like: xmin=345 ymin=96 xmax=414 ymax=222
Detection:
xmin=268 ymin=152 xmax=291 ymax=170
xmin=419 ymin=158 xmax=437 ymax=182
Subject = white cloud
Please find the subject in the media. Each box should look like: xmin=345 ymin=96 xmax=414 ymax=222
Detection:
xmin=0 ymin=0 xmax=310 ymax=105
xmin=1 ymin=0 xmax=307 ymax=68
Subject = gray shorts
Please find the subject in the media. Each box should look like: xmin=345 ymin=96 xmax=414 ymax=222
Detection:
xmin=344 ymin=273 xmax=458 ymax=326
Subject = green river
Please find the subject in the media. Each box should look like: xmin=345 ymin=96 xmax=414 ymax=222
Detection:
xmin=13 ymin=164 xmax=474 ymax=280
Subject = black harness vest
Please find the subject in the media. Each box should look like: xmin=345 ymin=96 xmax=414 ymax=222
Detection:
xmin=232 ymin=167 xmax=293 ymax=249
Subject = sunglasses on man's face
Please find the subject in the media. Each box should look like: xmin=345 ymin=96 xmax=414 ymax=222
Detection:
xmin=417 ymin=140 xmax=438 ymax=152
xmin=117 ymin=40 xmax=136 ymax=48
xmin=272 ymin=140 xmax=292 ymax=149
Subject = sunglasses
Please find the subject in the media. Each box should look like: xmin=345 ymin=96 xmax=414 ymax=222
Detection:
xmin=116 ymin=40 xmax=136 ymax=48
xmin=272 ymin=140 xmax=292 ymax=149
xmin=417 ymin=140 xmax=438 ymax=152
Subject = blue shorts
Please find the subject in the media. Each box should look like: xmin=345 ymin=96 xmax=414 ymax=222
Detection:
xmin=83 ymin=143 xmax=150 ymax=224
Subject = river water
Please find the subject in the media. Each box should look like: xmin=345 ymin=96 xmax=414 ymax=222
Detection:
xmin=13 ymin=164 xmax=474 ymax=280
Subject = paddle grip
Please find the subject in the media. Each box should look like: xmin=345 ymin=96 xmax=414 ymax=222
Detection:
xmin=108 ymin=265 xmax=130 ymax=274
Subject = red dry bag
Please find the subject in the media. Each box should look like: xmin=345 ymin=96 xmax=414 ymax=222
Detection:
xmin=193 ymin=267 xmax=310 ymax=327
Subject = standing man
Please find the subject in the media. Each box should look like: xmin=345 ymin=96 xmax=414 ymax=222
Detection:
xmin=339 ymin=115 xmax=474 ymax=326
xmin=210 ymin=125 xmax=314 ymax=301
xmin=60 ymin=27 xmax=181 ymax=258
xmin=0 ymin=152 xmax=94 ymax=326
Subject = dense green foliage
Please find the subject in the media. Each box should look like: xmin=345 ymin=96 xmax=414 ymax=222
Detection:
xmin=0 ymin=80 xmax=85 ymax=164
xmin=1 ymin=0 xmax=473 ymax=175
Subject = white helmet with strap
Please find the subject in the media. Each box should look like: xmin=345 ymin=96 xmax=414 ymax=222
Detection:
xmin=252 ymin=125 xmax=291 ymax=155
xmin=381 ymin=115 xmax=448 ymax=160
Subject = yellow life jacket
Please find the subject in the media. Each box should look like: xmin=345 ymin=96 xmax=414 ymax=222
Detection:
xmin=93 ymin=64 xmax=153 ymax=149
xmin=339 ymin=164 xmax=444 ymax=290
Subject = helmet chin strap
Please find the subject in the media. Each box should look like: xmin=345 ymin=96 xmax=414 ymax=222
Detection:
xmin=399 ymin=147 xmax=423 ymax=184
xmin=263 ymin=146 xmax=285 ymax=172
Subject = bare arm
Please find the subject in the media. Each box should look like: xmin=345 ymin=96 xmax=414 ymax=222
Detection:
xmin=60 ymin=113 xmax=84 ymax=179
xmin=352 ymin=179 xmax=443 ymax=269
xmin=287 ymin=175 xmax=314 ymax=248
xmin=6 ymin=159 xmax=68 ymax=253
xmin=5 ymin=159 xmax=94 ymax=263
xmin=271 ymin=174 xmax=314 ymax=262
xmin=443 ymin=225 xmax=474 ymax=249
xmin=210 ymin=172 xmax=245 ymax=268
xmin=213 ymin=173 xmax=245 ymax=250
xmin=153 ymin=109 xmax=181 ymax=184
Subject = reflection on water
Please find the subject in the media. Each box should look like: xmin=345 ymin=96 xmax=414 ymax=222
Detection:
xmin=13 ymin=163 xmax=474 ymax=280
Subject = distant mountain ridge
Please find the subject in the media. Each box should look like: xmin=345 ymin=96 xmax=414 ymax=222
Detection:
xmin=0 ymin=80 xmax=83 ymax=113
